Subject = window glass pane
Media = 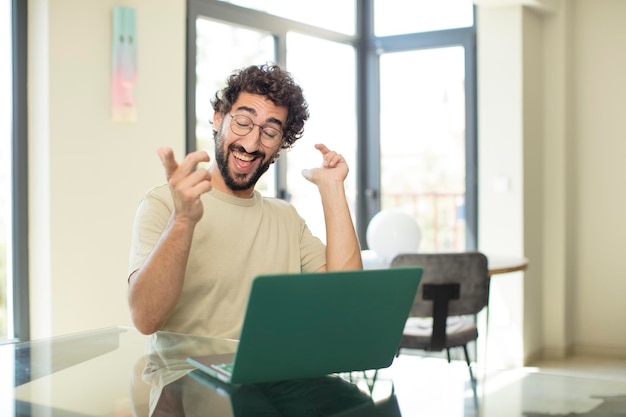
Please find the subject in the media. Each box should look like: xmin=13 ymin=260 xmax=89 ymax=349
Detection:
xmin=380 ymin=47 xmax=466 ymax=252
xmin=218 ymin=0 xmax=355 ymax=35
xmin=286 ymin=33 xmax=357 ymax=243
xmin=0 ymin=0 xmax=12 ymax=340
xmin=374 ymin=0 xmax=473 ymax=36
xmin=195 ymin=17 xmax=277 ymax=196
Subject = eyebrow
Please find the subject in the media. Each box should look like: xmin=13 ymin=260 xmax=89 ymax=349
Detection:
xmin=234 ymin=105 xmax=284 ymax=128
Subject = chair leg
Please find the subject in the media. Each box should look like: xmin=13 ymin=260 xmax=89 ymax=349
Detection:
xmin=462 ymin=344 xmax=476 ymax=384
xmin=462 ymin=343 xmax=478 ymax=405
xmin=446 ymin=347 xmax=452 ymax=363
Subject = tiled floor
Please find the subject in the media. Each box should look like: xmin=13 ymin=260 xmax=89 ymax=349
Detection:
xmin=359 ymin=353 xmax=626 ymax=416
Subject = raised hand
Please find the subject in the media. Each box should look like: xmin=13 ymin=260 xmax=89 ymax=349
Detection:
xmin=301 ymin=143 xmax=349 ymax=186
xmin=300 ymin=143 xmax=361 ymax=271
xmin=157 ymin=147 xmax=212 ymax=224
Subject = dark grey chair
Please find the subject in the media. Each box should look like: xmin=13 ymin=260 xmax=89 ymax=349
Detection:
xmin=390 ymin=252 xmax=490 ymax=387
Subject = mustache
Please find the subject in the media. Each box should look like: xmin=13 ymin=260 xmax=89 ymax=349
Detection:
xmin=230 ymin=144 xmax=265 ymax=159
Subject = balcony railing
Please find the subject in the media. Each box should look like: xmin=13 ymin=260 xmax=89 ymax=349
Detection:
xmin=382 ymin=191 xmax=466 ymax=253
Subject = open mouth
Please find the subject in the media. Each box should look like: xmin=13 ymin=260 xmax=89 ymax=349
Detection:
xmin=232 ymin=148 xmax=260 ymax=171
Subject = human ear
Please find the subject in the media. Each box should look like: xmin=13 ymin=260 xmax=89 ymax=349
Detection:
xmin=213 ymin=111 xmax=223 ymax=131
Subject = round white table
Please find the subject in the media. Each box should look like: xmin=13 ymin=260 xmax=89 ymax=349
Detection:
xmin=485 ymin=255 xmax=529 ymax=275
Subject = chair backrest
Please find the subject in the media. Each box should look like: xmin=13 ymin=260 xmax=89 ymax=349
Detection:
xmin=390 ymin=252 xmax=489 ymax=317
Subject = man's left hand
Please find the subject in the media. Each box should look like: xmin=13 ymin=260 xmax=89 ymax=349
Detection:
xmin=302 ymin=143 xmax=349 ymax=186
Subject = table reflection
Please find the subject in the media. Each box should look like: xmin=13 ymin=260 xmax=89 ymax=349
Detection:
xmin=138 ymin=331 xmax=401 ymax=417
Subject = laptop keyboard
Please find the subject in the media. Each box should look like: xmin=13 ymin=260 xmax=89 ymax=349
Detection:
xmin=212 ymin=362 xmax=234 ymax=375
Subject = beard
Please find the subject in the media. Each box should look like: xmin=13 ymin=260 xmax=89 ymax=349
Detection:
xmin=214 ymin=137 xmax=274 ymax=192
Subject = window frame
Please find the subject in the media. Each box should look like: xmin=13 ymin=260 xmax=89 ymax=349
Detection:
xmin=11 ymin=0 xmax=29 ymax=342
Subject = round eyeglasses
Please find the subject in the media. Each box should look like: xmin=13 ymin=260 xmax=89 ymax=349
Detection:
xmin=229 ymin=113 xmax=283 ymax=148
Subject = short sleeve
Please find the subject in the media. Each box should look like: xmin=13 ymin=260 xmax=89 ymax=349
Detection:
xmin=128 ymin=185 xmax=173 ymax=278
xmin=298 ymin=214 xmax=327 ymax=272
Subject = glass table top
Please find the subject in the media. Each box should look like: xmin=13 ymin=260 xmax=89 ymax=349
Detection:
xmin=2 ymin=326 xmax=626 ymax=417
xmin=1 ymin=327 xmax=399 ymax=417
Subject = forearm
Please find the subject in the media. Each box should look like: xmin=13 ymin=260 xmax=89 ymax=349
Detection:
xmin=319 ymin=183 xmax=363 ymax=271
xmin=128 ymin=215 xmax=195 ymax=334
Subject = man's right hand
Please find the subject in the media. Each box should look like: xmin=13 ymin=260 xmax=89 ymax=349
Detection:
xmin=157 ymin=147 xmax=212 ymax=225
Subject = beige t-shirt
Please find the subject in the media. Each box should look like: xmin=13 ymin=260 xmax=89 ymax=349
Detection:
xmin=128 ymin=185 xmax=326 ymax=339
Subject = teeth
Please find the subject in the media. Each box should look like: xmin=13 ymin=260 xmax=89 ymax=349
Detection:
xmin=233 ymin=151 xmax=254 ymax=162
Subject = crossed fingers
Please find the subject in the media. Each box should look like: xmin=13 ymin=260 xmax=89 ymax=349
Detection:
xmin=157 ymin=148 xmax=212 ymax=221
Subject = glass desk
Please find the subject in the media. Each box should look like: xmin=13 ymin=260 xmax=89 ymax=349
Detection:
xmin=4 ymin=326 xmax=626 ymax=416
xmin=1 ymin=326 xmax=399 ymax=417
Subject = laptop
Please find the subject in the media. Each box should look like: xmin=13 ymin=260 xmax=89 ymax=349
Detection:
xmin=187 ymin=267 xmax=422 ymax=384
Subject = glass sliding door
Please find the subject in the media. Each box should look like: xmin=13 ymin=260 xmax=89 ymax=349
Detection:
xmin=379 ymin=47 xmax=468 ymax=252
xmin=372 ymin=0 xmax=476 ymax=252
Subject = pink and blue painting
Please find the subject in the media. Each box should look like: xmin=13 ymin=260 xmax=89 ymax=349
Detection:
xmin=111 ymin=6 xmax=137 ymax=122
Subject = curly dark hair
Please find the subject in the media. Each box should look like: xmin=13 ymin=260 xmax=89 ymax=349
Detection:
xmin=211 ymin=64 xmax=309 ymax=150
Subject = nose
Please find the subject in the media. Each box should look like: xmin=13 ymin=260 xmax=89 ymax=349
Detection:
xmin=237 ymin=125 xmax=263 ymax=152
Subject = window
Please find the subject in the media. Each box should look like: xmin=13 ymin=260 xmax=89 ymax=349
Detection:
xmin=217 ymin=0 xmax=356 ymax=35
xmin=380 ymin=47 xmax=469 ymax=252
xmin=187 ymin=0 xmax=476 ymax=252
xmin=194 ymin=17 xmax=276 ymax=195
xmin=285 ymin=33 xmax=357 ymax=241
xmin=374 ymin=0 xmax=473 ymax=35
xmin=373 ymin=1 xmax=476 ymax=251
xmin=0 ymin=0 xmax=11 ymax=341
xmin=187 ymin=0 xmax=357 ymax=241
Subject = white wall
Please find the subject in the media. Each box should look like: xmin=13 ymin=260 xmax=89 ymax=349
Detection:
xmin=570 ymin=0 xmax=626 ymax=356
xmin=541 ymin=0 xmax=573 ymax=359
xmin=28 ymin=0 xmax=186 ymax=339
xmin=477 ymin=4 xmax=527 ymax=367
xmin=520 ymin=5 xmax=545 ymax=364
xmin=478 ymin=0 xmax=626 ymax=364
